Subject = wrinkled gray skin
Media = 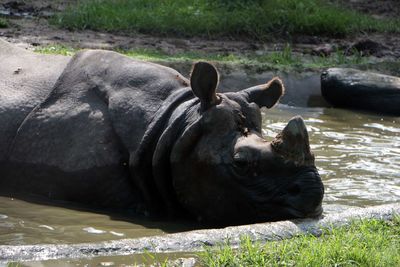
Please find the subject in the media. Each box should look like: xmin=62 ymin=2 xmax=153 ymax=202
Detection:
xmin=0 ymin=46 xmax=324 ymax=225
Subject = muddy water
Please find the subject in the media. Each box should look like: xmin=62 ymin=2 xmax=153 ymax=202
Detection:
xmin=0 ymin=197 xmax=197 ymax=246
xmin=0 ymin=105 xmax=399 ymax=250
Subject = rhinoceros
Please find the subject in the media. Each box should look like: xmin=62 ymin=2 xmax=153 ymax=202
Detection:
xmin=0 ymin=41 xmax=323 ymax=225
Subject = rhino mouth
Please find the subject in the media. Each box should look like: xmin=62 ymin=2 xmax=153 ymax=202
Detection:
xmin=253 ymin=167 xmax=324 ymax=221
xmin=283 ymin=203 xmax=323 ymax=219
xmin=285 ymin=166 xmax=324 ymax=215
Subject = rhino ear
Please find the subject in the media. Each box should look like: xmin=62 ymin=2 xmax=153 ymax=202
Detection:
xmin=242 ymin=77 xmax=285 ymax=108
xmin=190 ymin=62 xmax=220 ymax=110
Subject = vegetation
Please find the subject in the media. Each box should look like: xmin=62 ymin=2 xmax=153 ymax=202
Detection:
xmin=34 ymin=45 xmax=78 ymax=56
xmin=54 ymin=0 xmax=400 ymax=39
xmin=34 ymin=44 xmax=366 ymax=72
xmin=0 ymin=17 xmax=8 ymax=28
xmin=200 ymin=217 xmax=400 ymax=266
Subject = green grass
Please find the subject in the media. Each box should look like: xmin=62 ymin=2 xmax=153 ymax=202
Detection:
xmin=53 ymin=0 xmax=400 ymax=39
xmin=0 ymin=17 xmax=8 ymax=28
xmin=200 ymin=216 xmax=400 ymax=266
xmin=34 ymin=45 xmax=78 ymax=56
xmin=34 ymin=44 xmax=367 ymax=72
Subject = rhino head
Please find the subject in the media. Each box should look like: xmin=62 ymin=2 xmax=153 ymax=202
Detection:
xmin=166 ymin=62 xmax=324 ymax=225
xmin=130 ymin=62 xmax=324 ymax=225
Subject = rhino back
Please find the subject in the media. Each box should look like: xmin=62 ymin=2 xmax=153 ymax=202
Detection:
xmin=0 ymin=39 xmax=70 ymax=161
xmin=2 ymin=49 xmax=189 ymax=208
xmin=90 ymin=50 xmax=190 ymax=152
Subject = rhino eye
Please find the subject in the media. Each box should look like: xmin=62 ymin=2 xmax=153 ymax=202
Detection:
xmin=233 ymin=153 xmax=251 ymax=174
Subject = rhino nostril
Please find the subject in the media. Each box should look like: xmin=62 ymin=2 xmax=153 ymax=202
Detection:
xmin=287 ymin=184 xmax=301 ymax=195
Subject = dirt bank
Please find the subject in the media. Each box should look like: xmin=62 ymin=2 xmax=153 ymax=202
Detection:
xmin=1 ymin=0 xmax=400 ymax=61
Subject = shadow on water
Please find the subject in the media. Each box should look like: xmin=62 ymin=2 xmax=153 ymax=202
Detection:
xmin=0 ymin=193 xmax=202 ymax=246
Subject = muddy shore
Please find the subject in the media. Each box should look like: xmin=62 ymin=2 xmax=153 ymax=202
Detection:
xmin=1 ymin=0 xmax=400 ymax=61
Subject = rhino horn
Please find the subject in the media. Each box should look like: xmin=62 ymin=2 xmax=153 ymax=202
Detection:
xmin=271 ymin=116 xmax=314 ymax=166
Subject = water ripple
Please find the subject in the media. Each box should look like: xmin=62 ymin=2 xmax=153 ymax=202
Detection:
xmin=262 ymin=106 xmax=400 ymax=209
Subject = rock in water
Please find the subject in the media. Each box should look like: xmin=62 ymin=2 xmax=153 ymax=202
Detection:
xmin=321 ymin=68 xmax=400 ymax=115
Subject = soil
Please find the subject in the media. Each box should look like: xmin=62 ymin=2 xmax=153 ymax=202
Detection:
xmin=334 ymin=0 xmax=400 ymax=19
xmin=0 ymin=0 xmax=399 ymax=60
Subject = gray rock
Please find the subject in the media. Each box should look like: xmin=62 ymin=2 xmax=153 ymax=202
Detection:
xmin=321 ymin=68 xmax=400 ymax=115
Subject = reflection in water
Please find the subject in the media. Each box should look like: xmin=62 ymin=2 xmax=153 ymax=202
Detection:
xmin=0 ymin=105 xmax=399 ymax=246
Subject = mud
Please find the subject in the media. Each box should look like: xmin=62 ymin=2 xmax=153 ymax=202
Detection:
xmin=334 ymin=0 xmax=400 ymax=19
xmin=0 ymin=0 xmax=400 ymax=60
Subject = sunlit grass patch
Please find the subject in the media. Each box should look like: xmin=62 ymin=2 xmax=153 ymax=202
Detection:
xmin=200 ymin=216 xmax=400 ymax=266
xmin=34 ymin=44 xmax=367 ymax=72
xmin=34 ymin=45 xmax=78 ymax=56
xmin=53 ymin=0 xmax=400 ymax=39
xmin=0 ymin=17 xmax=8 ymax=28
